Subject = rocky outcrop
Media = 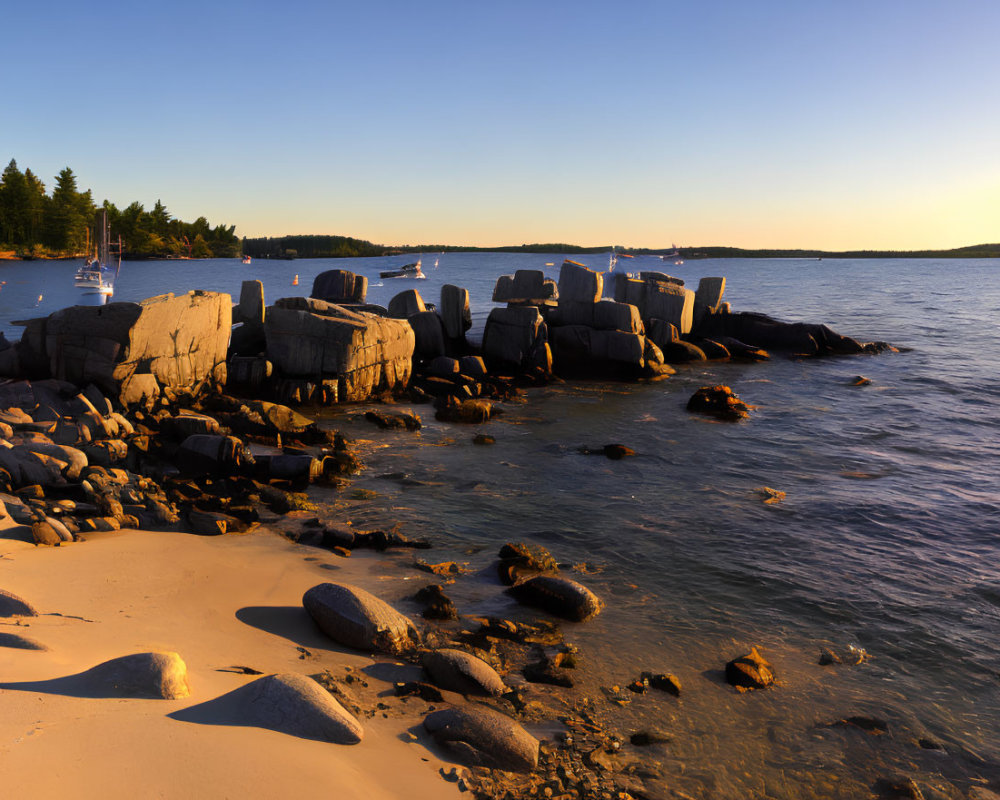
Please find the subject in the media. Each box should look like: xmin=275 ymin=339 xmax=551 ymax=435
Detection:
xmin=19 ymin=291 xmax=231 ymax=407
xmin=440 ymin=284 xmax=472 ymax=341
xmin=423 ymin=706 xmax=539 ymax=772
xmin=265 ymin=298 xmax=414 ymax=402
xmin=686 ymin=385 xmax=751 ymax=421
xmin=481 ymin=306 xmax=548 ymax=371
xmin=694 ymin=311 xmax=894 ymax=356
xmin=303 ymin=582 xmax=420 ymax=655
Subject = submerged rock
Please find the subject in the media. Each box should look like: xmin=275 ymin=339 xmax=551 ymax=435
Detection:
xmin=507 ymin=575 xmax=604 ymax=622
xmin=497 ymin=542 xmax=559 ymax=586
xmin=687 ymin=385 xmax=751 ymax=421
xmin=423 ymin=706 xmax=539 ymax=772
xmin=303 ymin=582 xmax=420 ymax=655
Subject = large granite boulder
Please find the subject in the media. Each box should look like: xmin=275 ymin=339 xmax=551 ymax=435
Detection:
xmin=481 ymin=306 xmax=547 ymax=369
xmin=694 ymin=277 xmax=726 ymax=323
xmin=265 ymin=298 xmax=414 ymax=402
xmin=644 ymin=281 xmax=694 ymax=335
xmin=439 ymin=284 xmax=472 ymax=340
xmin=548 ymin=326 xmax=646 ymax=376
xmin=558 ymin=260 xmax=603 ymax=303
xmin=387 ymin=289 xmax=426 ymax=319
xmin=68 ymin=652 xmax=190 ymax=698
xmin=303 ymin=582 xmax=420 ymax=655
xmin=507 ymin=575 xmax=604 ymax=621
xmin=424 ymin=706 xmax=539 ymax=772
xmin=32 ymin=291 xmax=231 ymax=404
xmin=311 ymin=270 xmax=367 ymax=304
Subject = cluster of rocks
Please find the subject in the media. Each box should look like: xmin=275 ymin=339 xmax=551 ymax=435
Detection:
xmin=0 ymin=372 xmax=369 ymax=544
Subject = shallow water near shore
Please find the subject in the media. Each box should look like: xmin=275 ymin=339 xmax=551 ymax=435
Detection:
xmin=5 ymin=253 xmax=1000 ymax=797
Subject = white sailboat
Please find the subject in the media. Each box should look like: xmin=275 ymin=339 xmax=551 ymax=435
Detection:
xmin=75 ymin=209 xmax=120 ymax=300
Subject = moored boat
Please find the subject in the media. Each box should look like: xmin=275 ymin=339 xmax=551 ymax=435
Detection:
xmin=380 ymin=260 xmax=424 ymax=279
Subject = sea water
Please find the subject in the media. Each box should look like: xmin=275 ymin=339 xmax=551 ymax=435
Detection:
xmin=2 ymin=253 xmax=999 ymax=797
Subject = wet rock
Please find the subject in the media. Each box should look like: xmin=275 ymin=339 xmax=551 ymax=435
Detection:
xmin=80 ymin=652 xmax=190 ymax=698
xmin=523 ymin=657 xmax=574 ymax=688
xmin=725 ymin=646 xmax=775 ymax=690
xmin=756 ymin=486 xmax=786 ymax=504
xmin=434 ymin=397 xmax=495 ymax=424
xmin=422 ymin=648 xmax=507 ymax=697
xmin=830 ymin=715 xmax=888 ymax=735
xmin=874 ymin=776 xmax=924 ymax=799
xmin=414 ymin=583 xmax=458 ymax=620
xmin=851 ymin=375 xmax=872 ymax=386
xmin=303 ymin=582 xmax=420 ymax=655
xmin=646 ymin=672 xmax=681 ymax=696
xmin=472 ymin=434 xmax=495 ymax=446
xmin=0 ymin=589 xmax=38 ymax=617
xmin=188 ymin=508 xmax=242 ymax=535
xmin=507 ymin=575 xmax=604 ymax=622
xmin=423 ymin=706 xmax=539 ymax=772
xmin=630 ymin=729 xmax=672 ymax=746
xmin=497 ymin=542 xmax=559 ymax=586
xmin=578 ymin=443 xmax=635 ymax=460
xmin=364 ymin=410 xmax=422 ymax=431
xmin=687 ymin=385 xmax=751 ymax=421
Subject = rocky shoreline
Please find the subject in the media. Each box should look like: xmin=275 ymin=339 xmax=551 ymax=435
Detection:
xmin=0 ymin=259 xmax=962 ymax=800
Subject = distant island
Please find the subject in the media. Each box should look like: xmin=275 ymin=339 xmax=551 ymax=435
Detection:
xmin=243 ymin=234 xmax=1000 ymax=260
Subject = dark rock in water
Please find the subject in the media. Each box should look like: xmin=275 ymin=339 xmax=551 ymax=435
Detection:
xmin=603 ymin=444 xmax=634 ymax=460
xmin=725 ymin=646 xmax=775 ymax=690
xmin=873 ymin=776 xmax=924 ymax=799
xmin=0 ymin=631 xmax=46 ymax=650
xmin=303 ymin=582 xmax=420 ymax=655
xmin=829 ymin=715 xmax=888 ymax=735
xmin=647 ymin=672 xmax=681 ymax=696
xmin=523 ymin=658 xmax=574 ymax=687
xmin=422 ymin=648 xmax=507 ymax=697
xmin=0 ymin=589 xmax=38 ymax=617
xmin=363 ymin=410 xmax=422 ymax=431
xmin=507 ymin=575 xmax=604 ymax=622
xmin=414 ymin=584 xmax=458 ymax=620
xmin=850 ymin=375 xmax=872 ymax=386
xmin=394 ymin=681 xmax=444 ymax=702
xmin=423 ymin=706 xmax=539 ymax=772
xmin=630 ymin=729 xmax=672 ymax=746
xmin=661 ymin=339 xmax=706 ymax=363
xmin=434 ymin=397 xmax=496 ymax=424
xmin=719 ymin=336 xmax=770 ymax=360
xmin=687 ymin=385 xmax=751 ymax=421
xmin=690 ymin=338 xmax=731 ymax=360
xmin=497 ymin=542 xmax=558 ymax=586
xmin=472 ymin=434 xmax=495 ymax=446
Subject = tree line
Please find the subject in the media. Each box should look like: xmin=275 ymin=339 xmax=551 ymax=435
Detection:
xmin=0 ymin=159 xmax=240 ymax=259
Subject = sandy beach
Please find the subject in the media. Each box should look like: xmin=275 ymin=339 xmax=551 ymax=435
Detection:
xmin=0 ymin=518 xmax=462 ymax=799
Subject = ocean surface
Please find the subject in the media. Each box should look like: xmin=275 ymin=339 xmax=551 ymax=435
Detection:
xmin=2 ymin=253 xmax=999 ymax=798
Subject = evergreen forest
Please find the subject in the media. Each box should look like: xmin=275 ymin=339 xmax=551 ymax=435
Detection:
xmin=0 ymin=159 xmax=240 ymax=259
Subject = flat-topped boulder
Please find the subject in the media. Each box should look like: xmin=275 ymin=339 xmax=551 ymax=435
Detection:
xmin=265 ymin=298 xmax=414 ymax=402
xmin=558 ymin=260 xmax=603 ymax=303
xmin=20 ymin=291 xmax=231 ymax=405
xmin=492 ymin=270 xmax=558 ymax=305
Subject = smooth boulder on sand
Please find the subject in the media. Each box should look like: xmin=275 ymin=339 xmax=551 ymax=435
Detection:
xmin=1 ymin=652 xmax=191 ymax=699
xmin=303 ymin=582 xmax=420 ymax=655
xmin=180 ymin=673 xmax=364 ymax=744
xmin=424 ymin=706 xmax=539 ymax=772
xmin=0 ymin=589 xmax=38 ymax=617
xmin=421 ymin=648 xmax=507 ymax=697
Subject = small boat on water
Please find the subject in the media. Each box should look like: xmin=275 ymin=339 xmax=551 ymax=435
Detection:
xmin=242 ymin=255 xmax=252 ymax=264
xmin=75 ymin=209 xmax=120 ymax=301
xmin=380 ymin=260 xmax=424 ymax=279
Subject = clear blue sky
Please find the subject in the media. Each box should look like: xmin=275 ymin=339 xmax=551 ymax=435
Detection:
xmin=6 ymin=0 xmax=998 ymax=249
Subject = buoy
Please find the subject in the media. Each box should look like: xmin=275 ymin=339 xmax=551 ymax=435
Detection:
xmin=292 ymin=274 xmax=299 ymax=286
xmin=37 ymin=294 xmax=43 ymax=304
